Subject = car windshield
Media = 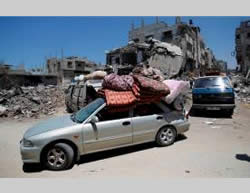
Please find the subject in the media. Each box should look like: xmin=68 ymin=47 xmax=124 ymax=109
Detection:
xmin=71 ymin=98 xmax=105 ymax=123
xmin=194 ymin=77 xmax=231 ymax=88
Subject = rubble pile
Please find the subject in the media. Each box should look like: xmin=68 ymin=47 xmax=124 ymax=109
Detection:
xmin=231 ymin=73 xmax=250 ymax=104
xmin=0 ymin=85 xmax=65 ymax=119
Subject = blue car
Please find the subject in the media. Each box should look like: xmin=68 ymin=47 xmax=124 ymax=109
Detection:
xmin=192 ymin=76 xmax=235 ymax=116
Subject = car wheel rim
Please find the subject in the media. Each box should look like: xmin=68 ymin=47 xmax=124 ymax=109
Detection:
xmin=47 ymin=148 xmax=66 ymax=168
xmin=160 ymin=128 xmax=174 ymax=143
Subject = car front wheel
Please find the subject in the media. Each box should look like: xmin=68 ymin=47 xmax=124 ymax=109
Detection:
xmin=44 ymin=143 xmax=74 ymax=171
xmin=156 ymin=126 xmax=177 ymax=146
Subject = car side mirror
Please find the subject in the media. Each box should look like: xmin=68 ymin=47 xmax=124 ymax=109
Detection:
xmin=90 ymin=115 xmax=99 ymax=124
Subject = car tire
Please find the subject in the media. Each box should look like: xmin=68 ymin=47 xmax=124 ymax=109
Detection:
xmin=44 ymin=143 xmax=74 ymax=171
xmin=156 ymin=126 xmax=177 ymax=147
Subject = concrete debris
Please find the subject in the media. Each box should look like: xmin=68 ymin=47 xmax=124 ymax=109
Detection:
xmin=204 ymin=121 xmax=214 ymax=125
xmin=0 ymin=105 xmax=7 ymax=116
xmin=211 ymin=126 xmax=221 ymax=129
xmin=231 ymin=72 xmax=250 ymax=104
xmin=0 ymin=85 xmax=64 ymax=119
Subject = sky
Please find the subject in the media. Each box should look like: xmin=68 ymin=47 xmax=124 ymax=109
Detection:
xmin=0 ymin=16 xmax=250 ymax=70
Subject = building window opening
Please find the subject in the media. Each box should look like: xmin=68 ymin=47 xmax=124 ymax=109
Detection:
xmin=133 ymin=38 xmax=139 ymax=43
xmin=115 ymin=57 xmax=120 ymax=64
xmin=187 ymin=42 xmax=193 ymax=52
xmin=76 ymin=62 xmax=83 ymax=68
xmin=200 ymin=41 xmax=205 ymax=49
xmin=162 ymin=31 xmax=173 ymax=42
xmin=67 ymin=62 xmax=73 ymax=68
xmin=145 ymin=35 xmax=154 ymax=41
xmin=122 ymin=53 xmax=137 ymax=65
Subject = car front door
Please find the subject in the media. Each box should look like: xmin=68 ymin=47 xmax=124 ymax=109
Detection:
xmin=83 ymin=107 xmax=133 ymax=153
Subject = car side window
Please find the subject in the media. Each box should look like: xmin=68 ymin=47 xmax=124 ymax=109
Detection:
xmin=79 ymin=86 xmax=85 ymax=97
xmin=134 ymin=103 xmax=164 ymax=117
xmin=96 ymin=107 xmax=130 ymax=122
xmin=73 ymin=87 xmax=80 ymax=96
xmin=70 ymin=86 xmax=74 ymax=96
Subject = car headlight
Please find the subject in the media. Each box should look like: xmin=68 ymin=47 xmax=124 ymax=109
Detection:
xmin=23 ymin=138 xmax=34 ymax=147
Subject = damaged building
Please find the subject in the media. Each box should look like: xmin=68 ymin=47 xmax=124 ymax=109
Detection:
xmin=47 ymin=56 xmax=97 ymax=85
xmin=0 ymin=63 xmax=57 ymax=89
xmin=235 ymin=20 xmax=250 ymax=75
xmin=107 ymin=17 xmax=218 ymax=78
xmin=106 ymin=42 xmax=151 ymax=74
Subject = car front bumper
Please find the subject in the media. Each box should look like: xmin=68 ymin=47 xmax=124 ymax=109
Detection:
xmin=20 ymin=141 xmax=41 ymax=163
xmin=192 ymin=104 xmax=235 ymax=110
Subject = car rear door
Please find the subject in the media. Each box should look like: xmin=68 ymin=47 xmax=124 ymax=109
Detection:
xmin=131 ymin=103 xmax=166 ymax=144
xmin=83 ymin=108 xmax=133 ymax=153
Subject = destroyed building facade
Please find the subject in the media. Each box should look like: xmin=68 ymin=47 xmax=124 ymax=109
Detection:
xmin=107 ymin=17 xmax=218 ymax=77
xmin=129 ymin=17 xmax=218 ymax=72
xmin=0 ymin=63 xmax=57 ymax=89
xmin=235 ymin=20 xmax=250 ymax=75
xmin=216 ymin=60 xmax=228 ymax=73
xmin=47 ymin=56 xmax=97 ymax=85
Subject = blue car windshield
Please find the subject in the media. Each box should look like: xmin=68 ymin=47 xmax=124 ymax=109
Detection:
xmin=194 ymin=77 xmax=232 ymax=88
xmin=71 ymin=98 xmax=105 ymax=123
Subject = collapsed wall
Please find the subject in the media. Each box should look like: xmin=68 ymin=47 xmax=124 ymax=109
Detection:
xmin=106 ymin=40 xmax=184 ymax=79
xmin=0 ymin=73 xmax=57 ymax=90
xmin=147 ymin=40 xmax=184 ymax=79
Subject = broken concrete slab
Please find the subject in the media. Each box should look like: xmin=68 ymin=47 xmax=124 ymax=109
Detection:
xmin=0 ymin=105 xmax=7 ymax=116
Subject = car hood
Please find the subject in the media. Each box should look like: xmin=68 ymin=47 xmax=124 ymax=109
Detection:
xmin=192 ymin=87 xmax=234 ymax=94
xmin=24 ymin=115 xmax=78 ymax=138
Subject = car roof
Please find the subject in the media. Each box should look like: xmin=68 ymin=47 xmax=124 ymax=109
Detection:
xmin=195 ymin=76 xmax=228 ymax=80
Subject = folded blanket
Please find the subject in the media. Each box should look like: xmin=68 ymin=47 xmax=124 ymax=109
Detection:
xmin=132 ymin=83 xmax=156 ymax=96
xmin=133 ymin=74 xmax=170 ymax=95
xmin=132 ymin=84 xmax=148 ymax=97
xmin=103 ymin=89 xmax=136 ymax=107
xmin=162 ymin=80 xmax=190 ymax=104
xmin=102 ymin=73 xmax=134 ymax=91
xmin=131 ymin=83 xmax=164 ymax=104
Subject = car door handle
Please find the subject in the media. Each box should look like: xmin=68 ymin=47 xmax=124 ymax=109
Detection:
xmin=156 ymin=116 xmax=163 ymax=120
xmin=122 ymin=121 xmax=131 ymax=126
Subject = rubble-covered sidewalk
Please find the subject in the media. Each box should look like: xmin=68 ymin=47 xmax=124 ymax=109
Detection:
xmin=231 ymin=72 xmax=250 ymax=104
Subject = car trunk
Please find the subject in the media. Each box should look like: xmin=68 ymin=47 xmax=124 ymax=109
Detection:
xmin=192 ymin=88 xmax=234 ymax=104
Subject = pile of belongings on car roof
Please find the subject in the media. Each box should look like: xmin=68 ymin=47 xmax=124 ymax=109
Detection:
xmin=82 ymin=65 xmax=190 ymax=113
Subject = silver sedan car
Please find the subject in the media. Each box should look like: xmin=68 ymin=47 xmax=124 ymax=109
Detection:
xmin=20 ymin=98 xmax=190 ymax=170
